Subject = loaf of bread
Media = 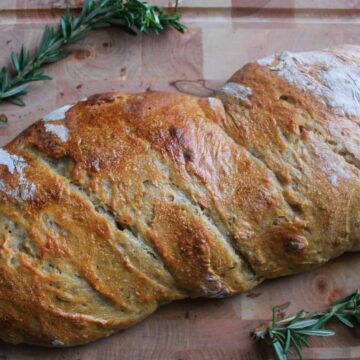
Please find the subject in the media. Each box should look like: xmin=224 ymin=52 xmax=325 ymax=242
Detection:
xmin=0 ymin=45 xmax=359 ymax=347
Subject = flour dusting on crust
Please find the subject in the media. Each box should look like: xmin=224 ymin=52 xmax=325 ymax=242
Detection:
xmin=0 ymin=149 xmax=27 ymax=174
xmin=0 ymin=149 xmax=36 ymax=201
xmin=258 ymin=46 xmax=360 ymax=116
xmin=44 ymin=124 xmax=69 ymax=142
xmin=218 ymin=82 xmax=252 ymax=106
xmin=0 ymin=180 xmax=36 ymax=201
xmin=43 ymin=104 xmax=73 ymax=121
xmin=207 ymin=97 xmax=225 ymax=113
xmin=208 ymin=97 xmax=221 ymax=108
xmin=257 ymin=54 xmax=275 ymax=66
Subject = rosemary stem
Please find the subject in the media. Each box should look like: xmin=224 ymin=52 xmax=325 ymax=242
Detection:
xmin=0 ymin=0 xmax=185 ymax=106
xmin=253 ymin=289 xmax=360 ymax=360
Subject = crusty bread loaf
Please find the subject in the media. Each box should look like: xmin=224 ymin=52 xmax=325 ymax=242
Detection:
xmin=0 ymin=45 xmax=359 ymax=347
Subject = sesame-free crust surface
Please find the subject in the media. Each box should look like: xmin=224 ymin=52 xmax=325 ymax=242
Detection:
xmin=0 ymin=44 xmax=360 ymax=349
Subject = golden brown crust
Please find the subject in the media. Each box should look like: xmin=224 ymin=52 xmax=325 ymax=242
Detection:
xmin=0 ymin=46 xmax=359 ymax=346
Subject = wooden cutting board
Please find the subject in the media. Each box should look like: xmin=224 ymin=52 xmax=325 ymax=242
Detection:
xmin=1 ymin=1 xmax=360 ymax=359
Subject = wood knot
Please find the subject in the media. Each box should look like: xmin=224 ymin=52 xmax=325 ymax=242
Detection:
xmin=285 ymin=235 xmax=308 ymax=253
xmin=313 ymin=274 xmax=332 ymax=296
xmin=73 ymin=48 xmax=92 ymax=60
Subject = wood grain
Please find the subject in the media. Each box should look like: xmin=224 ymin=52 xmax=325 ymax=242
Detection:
xmin=0 ymin=1 xmax=360 ymax=359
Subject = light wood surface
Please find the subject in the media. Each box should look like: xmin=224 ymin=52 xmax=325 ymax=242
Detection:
xmin=0 ymin=1 xmax=360 ymax=359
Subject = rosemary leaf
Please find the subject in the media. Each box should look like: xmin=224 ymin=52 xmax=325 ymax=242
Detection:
xmin=296 ymin=329 xmax=335 ymax=337
xmin=273 ymin=340 xmax=287 ymax=360
xmin=335 ymin=313 xmax=354 ymax=328
xmin=284 ymin=330 xmax=291 ymax=353
xmin=287 ymin=319 xmax=318 ymax=330
xmin=0 ymin=0 xmax=185 ymax=107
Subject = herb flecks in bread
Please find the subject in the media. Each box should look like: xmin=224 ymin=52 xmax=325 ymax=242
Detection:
xmin=0 ymin=46 xmax=359 ymax=347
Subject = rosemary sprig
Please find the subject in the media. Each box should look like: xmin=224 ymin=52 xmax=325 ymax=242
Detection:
xmin=254 ymin=289 xmax=360 ymax=360
xmin=0 ymin=0 xmax=185 ymax=107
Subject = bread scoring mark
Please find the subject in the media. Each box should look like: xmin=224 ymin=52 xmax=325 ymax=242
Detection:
xmin=43 ymin=104 xmax=73 ymax=121
xmin=0 ymin=149 xmax=36 ymax=201
xmin=258 ymin=48 xmax=360 ymax=116
xmin=218 ymin=82 xmax=252 ymax=106
xmin=44 ymin=124 xmax=69 ymax=142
